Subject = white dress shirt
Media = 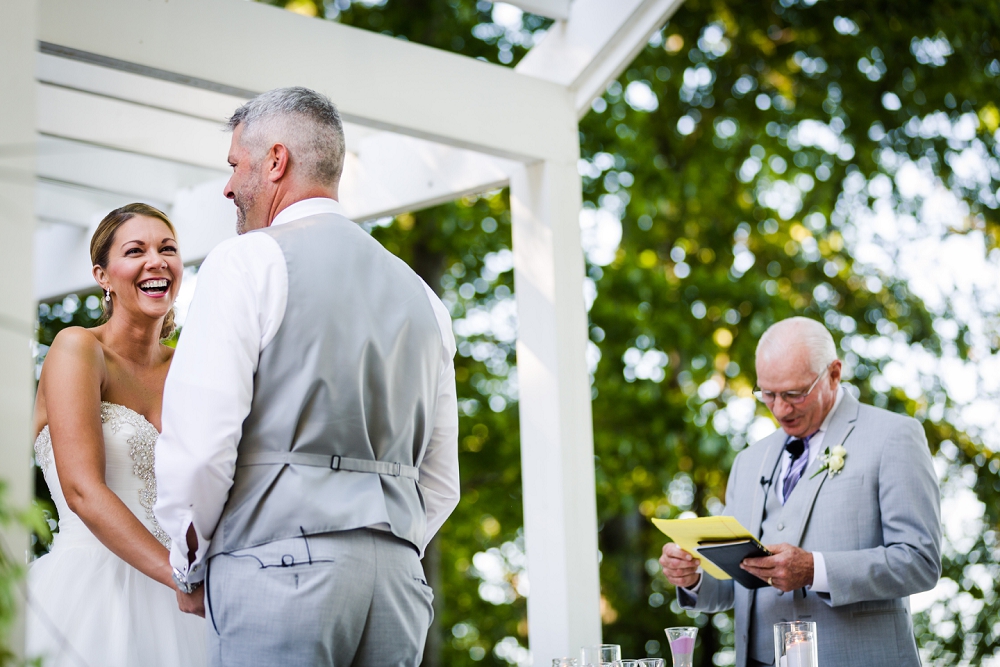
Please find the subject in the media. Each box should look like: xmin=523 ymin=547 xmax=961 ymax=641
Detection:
xmin=154 ymin=198 xmax=460 ymax=577
xmin=683 ymin=385 xmax=845 ymax=596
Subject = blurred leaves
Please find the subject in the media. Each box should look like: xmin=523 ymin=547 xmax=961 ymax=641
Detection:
xmin=0 ymin=482 xmax=52 ymax=666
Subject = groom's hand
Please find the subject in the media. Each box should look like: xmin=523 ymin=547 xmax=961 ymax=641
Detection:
xmin=177 ymin=586 xmax=206 ymax=617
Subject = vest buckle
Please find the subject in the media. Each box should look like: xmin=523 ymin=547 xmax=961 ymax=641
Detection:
xmin=330 ymin=455 xmax=342 ymax=471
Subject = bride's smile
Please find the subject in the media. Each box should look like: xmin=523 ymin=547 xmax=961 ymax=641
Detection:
xmin=138 ymin=278 xmax=171 ymax=297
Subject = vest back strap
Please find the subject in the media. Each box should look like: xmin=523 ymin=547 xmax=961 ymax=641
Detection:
xmin=237 ymin=451 xmax=419 ymax=481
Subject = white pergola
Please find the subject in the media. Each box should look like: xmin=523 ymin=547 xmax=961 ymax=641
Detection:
xmin=0 ymin=0 xmax=684 ymax=661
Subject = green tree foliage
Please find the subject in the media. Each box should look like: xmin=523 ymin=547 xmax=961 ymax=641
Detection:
xmin=581 ymin=3 xmax=1000 ymax=664
xmin=297 ymin=1 xmax=1000 ymax=664
xmin=0 ymin=482 xmax=51 ymax=665
xmin=27 ymin=0 xmax=1000 ymax=665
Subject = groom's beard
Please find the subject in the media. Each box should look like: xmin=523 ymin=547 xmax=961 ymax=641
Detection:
xmin=233 ymin=171 xmax=265 ymax=235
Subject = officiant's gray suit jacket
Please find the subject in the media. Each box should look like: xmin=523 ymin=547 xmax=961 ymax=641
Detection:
xmin=678 ymin=390 xmax=941 ymax=667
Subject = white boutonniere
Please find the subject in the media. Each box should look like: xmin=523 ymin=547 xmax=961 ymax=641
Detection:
xmin=810 ymin=444 xmax=847 ymax=479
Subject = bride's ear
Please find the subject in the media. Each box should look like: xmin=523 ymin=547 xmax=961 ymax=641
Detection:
xmin=93 ymin=264 xmax=110 ymax=293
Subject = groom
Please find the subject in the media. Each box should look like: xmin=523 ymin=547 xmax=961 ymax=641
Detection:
xmin=154 ymin=87 xmax=460 ymax=666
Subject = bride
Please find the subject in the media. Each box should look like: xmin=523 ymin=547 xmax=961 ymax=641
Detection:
xmin=27 ymin=203 xmax=206 ymax=667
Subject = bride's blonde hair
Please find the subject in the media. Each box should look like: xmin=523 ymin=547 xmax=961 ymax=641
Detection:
xmin=90 ymin=203 xmax=178 ymax=340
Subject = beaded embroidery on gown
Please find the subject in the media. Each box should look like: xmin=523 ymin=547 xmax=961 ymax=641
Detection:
xmin=26 ymin=403 xmax=206 ymax=667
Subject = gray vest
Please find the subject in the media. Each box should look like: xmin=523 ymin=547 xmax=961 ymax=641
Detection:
xmin=208 ymin=213 xmax=443 ymax=557
xmin=748 ymin=455 xmax=815 ymax=664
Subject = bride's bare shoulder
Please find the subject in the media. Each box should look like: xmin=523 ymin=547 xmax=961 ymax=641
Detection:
xmin=42 ymin=327 xmax=108 ymax=378
xmin=36 ymin=327 xmax=107 ymax=433
xmin=49 ymin=326 xmax=104 ymax=356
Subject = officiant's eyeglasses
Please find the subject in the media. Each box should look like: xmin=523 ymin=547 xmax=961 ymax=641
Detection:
xmin=753 ymin=365 xmax=829 ymax=405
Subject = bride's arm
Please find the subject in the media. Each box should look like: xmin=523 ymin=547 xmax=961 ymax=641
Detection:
xmin=41 ymin=328 xmax=175 ymax=590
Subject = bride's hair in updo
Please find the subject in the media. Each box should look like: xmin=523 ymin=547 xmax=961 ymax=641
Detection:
xmin=90 ymin=203 xmax=178 ymax=340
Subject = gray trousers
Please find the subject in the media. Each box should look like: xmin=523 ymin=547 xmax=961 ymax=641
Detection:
xmin=205 ymin=528 xmax=434 ymax=667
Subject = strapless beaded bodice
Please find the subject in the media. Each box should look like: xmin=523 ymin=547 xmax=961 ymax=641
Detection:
xmin=34 ymin=402 xmax=170 ymax=548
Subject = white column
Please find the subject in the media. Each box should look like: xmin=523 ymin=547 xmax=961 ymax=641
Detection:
xmin=510 ymin=156 xmax=601 ymax=662
xmin=0 ymin=0 xmax=38 ymax=657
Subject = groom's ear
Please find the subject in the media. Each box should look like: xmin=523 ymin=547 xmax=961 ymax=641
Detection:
xmin=266 ymin=143 xmax=290 ymax=183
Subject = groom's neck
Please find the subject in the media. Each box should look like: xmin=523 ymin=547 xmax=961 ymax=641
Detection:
xmin=264 ymin=181 xmax=339 ymax=227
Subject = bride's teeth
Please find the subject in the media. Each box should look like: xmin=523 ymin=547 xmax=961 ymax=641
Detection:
xmin=138 ymin=278 xmax=169 ymax=295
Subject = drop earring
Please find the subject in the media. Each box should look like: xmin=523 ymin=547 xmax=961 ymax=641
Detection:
xmin=105 ymin=289 xmax=111 ymax=302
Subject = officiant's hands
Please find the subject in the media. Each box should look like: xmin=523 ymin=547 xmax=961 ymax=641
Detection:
xmin=176 ymin=586 xmax=205 ymax=617
xmin=740 ymin=543 xmax=814 ymax=592
xmin=660 ymin=542 xmax=702 ymax=589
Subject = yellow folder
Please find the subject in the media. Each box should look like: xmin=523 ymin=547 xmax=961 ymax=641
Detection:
xmin=651 ymin=516 xmax=758 ymax=581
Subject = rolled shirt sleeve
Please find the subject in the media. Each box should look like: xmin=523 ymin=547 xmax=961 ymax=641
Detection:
xmin=417 ymin=282 xmax=461 ymax=550
xmin=154 ymin=232 xmax=287 ymax=580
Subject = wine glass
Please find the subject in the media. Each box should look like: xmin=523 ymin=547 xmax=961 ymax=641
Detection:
xmin=664 ymin=627 xmax=698 ymax=667
xmin=639 ymin=660 xmax=665 ymax=667
xmin=581 ymin=645 xmax=622 ymax=666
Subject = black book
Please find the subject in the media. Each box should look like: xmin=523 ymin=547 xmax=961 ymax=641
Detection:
xmin=695 ymin=539 xmax=773 ymax=589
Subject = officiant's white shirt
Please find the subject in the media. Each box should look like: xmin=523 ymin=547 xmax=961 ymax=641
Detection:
xmin=155 ymin=198 xmax=460 ymax=578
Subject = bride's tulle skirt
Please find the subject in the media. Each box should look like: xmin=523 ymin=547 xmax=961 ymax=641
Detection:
xmin=26 ymin=535 xmax=207 ymax=667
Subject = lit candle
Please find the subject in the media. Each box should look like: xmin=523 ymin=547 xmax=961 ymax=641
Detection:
xmin=784 ymin=631 xmax=815 ymax=667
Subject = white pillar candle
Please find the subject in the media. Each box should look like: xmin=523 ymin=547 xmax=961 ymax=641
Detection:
xmin=785 ymin=636 xmax=815 ymax=667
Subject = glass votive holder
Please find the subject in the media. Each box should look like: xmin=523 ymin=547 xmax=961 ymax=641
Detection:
xmin=553 ymin=659 xmax=579 ymax=667
xmin=773 ymin=621 xmax=818 ymax=667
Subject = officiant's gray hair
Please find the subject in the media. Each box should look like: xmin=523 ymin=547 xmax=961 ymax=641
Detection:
xmin=756 ymin=317 xmax=838 ymax=374
xmin=227 ymin=87 xmax=345 ymax=187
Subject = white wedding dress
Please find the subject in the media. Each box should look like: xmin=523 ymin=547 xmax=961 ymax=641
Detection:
xmin=27 ymin=402 xmax=207 ymax=667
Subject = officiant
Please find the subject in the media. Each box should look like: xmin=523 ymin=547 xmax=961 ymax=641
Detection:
xmin=659 ymin=316 xmax=941 ymax=667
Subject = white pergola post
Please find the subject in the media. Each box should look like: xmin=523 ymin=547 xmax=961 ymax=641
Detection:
xmin=511 ymin=159 xmax=601 ymax=660
xmin=0 ymin=0 xmax=38 ymax=656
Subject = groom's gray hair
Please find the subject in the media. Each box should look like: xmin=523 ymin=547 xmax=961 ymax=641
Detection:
xmin=756 ymin=316 xmax=838 ymax=374
xmin=227 ymin=87 xmax=345 ymax=187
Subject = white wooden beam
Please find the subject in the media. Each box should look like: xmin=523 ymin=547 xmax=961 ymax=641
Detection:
xmin=516 ymin=0 xmax=684 ymax=118
xmin=504 ymin=0 xmax=571 ymax=21
xmin=340 ymin=134 xmax=515 ymax=222
xmin=0 ymin=0 xmax=37 ymax=659
xmin=36 ymin=136 xmax=225 ymax=209
xmin=39 ymin=0 xmax=578 ymax=163
xmin=510 ymin=156 xmax=601 ymax=660
xmin=37 ymin=83 xmax=232 ymax=171
xmin=36 ymin=52 xmax=245 ymax=124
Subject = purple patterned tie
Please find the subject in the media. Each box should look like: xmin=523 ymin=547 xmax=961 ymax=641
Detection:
xmin=782 ymin=436 xmax=812 ymax=503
